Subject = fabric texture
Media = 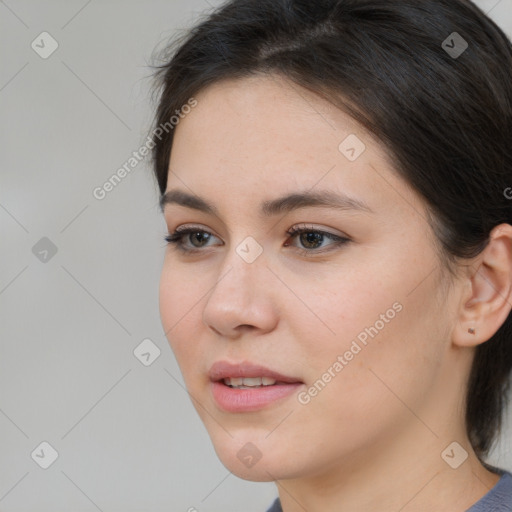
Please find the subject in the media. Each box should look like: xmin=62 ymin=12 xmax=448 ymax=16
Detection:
xmin=265 ymin=469 xmax=512 ymax=511
xmin=466 ymin=468 xmax=512 ymax=511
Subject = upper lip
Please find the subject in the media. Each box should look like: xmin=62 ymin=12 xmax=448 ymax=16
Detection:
xmin=208 ymin=360 xmax=302 ymax=383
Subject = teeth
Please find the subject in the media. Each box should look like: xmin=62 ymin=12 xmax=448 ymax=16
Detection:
xmin=223 ymin=376 xmax=277 ymax=388
xmin=243 ymin=377 xmax=263 ymax=387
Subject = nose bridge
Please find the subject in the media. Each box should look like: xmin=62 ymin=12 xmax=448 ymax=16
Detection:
xmin=210 ymin=235 xmax=265 ymax=301
xmin=202 ymin=235 xmax=273 ymax=335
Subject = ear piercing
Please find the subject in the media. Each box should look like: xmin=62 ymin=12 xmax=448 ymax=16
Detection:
xmin=468 ymin=327 xmax=476 ymax=334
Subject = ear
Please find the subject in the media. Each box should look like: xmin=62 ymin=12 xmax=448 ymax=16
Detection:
xmin=453 ymin=223 xmax=512 ymax=348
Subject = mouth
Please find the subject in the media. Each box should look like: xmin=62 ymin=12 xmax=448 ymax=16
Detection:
xmin=222 ymin=376 xmax=286 ymax=388
xmin=208 ymin=360 xmax=304 ymax=412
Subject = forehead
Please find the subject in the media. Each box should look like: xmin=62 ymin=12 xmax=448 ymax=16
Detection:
xmin=167 ymin=74 xmax=427 ymax=222
xmin=174 ymin=73 xmax=366 ymax=157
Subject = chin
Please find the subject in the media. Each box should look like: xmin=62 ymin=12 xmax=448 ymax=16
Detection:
xmin=207 ymin=432 xmax=307 ymax=482
xmin=215 ymin=450 xmax=291 ymax=482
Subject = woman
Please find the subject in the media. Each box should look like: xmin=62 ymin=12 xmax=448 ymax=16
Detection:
xmin=150 ymin=0 xmax=512 ymax=509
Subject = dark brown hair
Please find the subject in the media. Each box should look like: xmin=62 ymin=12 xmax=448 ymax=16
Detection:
xmin=150 ymin=0 xmax=512 ymax=462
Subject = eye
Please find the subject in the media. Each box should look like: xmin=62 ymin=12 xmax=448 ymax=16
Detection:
xmin=284 ymin=224 xmax=351 ymax=256
xmin=163 ymin=224 xmax=351 ymax=256
xmin=164 ymin=226 xmax=219 ymax=253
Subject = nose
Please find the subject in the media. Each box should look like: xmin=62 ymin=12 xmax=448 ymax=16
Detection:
xmin=202 ymin=245 xmax=278 ymax=339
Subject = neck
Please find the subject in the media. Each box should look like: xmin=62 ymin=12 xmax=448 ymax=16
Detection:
xmin=276 ymin=424 xmax=500 ymax=512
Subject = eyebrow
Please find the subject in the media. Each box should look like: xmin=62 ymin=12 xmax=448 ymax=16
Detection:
xmin=159 ymin=188 xmax=374 ymax=217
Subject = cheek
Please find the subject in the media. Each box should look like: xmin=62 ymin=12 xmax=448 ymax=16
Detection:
xmin=293 ymin=245 xmax=447 ymax=401
xmin=286 ymin=261 xmax=403 ymax=363
xmin=159 ymin=255 xmax=208 ymax=328
xmin=289 ymin=305 xmax=444 ymax=466
xmin=159 ymin=263 xmax=206 ymax=368
xmin=310 ymin=237 xmax=444 ymax=356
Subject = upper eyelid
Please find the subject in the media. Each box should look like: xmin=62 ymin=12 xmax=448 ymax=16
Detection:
xmin=169 ymin=225 xmax=349 ymax=246
xmin=170 ymin=223 xmax=348 ymax=238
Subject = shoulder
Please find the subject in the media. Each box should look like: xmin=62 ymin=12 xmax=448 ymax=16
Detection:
xmin=467 ymin=468 xmax=512 ymax=511
xmin=264 ymin=471 xmax=512 ymax=512
xmin=265 ymin=497 xmax=282 ymax=512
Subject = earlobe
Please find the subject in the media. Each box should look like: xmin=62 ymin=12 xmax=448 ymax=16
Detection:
xmin=453 ymin=223 xmax=512 ymax=348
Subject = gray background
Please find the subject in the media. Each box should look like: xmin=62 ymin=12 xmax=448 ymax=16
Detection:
xmin=1 ymin=1 xmax=511 ymax=511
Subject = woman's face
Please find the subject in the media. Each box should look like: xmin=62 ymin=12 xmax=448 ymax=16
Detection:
xmin=159 ymin=74 xmax=465 ymax=481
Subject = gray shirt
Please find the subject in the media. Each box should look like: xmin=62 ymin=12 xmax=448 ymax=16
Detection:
xmin=265 ymin=469 xmax=512 ymax=511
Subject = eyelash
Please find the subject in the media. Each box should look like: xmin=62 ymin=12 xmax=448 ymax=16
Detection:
xmin=163 ymin=224 xmax=351 ymax=257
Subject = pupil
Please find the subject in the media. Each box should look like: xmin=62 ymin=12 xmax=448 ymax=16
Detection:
xmin=301 ymin=232 xmax=322 ymax=248
xmin=192 ymin=232 xmax=209 ymax=246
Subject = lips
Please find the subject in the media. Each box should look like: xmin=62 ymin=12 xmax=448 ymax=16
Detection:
xmin=208 ymin=360 xmax=302 ymax=384
xmin=208 ymin=360 xmax=304 ymax=412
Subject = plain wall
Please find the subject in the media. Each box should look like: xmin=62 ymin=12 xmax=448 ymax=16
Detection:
xmin=1 ymin=1 xmax=511 ymax=510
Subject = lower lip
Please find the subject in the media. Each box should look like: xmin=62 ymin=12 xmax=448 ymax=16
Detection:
xmin=210 ymin=381 xmax=303 ymax=412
